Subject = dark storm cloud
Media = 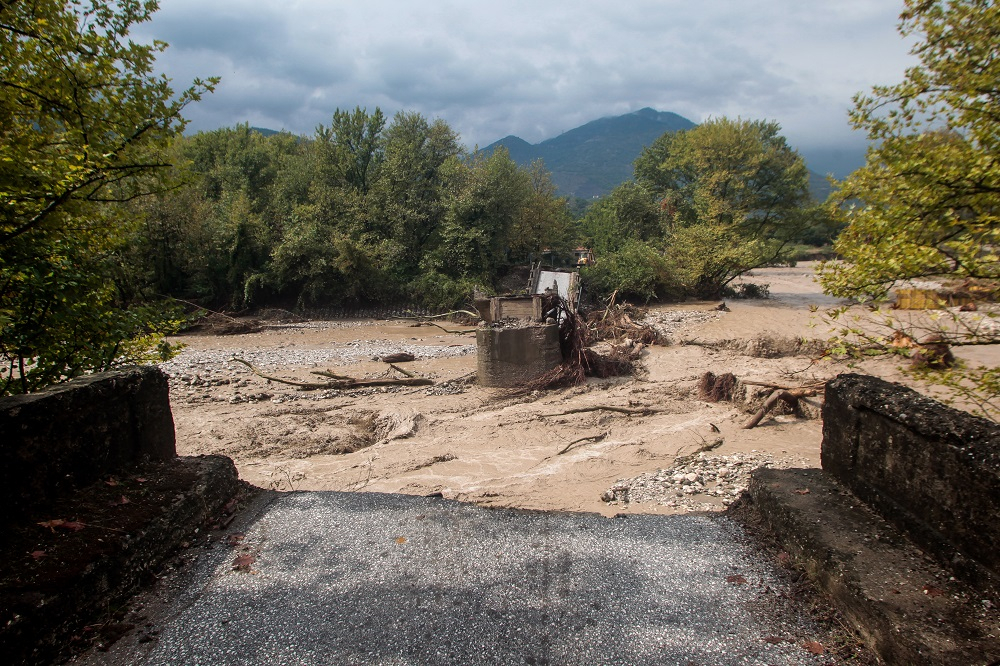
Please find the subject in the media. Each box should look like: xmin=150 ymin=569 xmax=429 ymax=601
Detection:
xmin=137 ymin=0 xmax=914 ymax=156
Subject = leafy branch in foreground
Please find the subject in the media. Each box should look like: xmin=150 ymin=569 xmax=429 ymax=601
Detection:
xmin=0 ymin=0 xmax=216 ymax=394
xmin=817 ymin=0 xmax=1000 ymax=419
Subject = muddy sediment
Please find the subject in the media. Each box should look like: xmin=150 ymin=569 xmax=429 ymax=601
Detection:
xmin=161 ymin=263 xmax=995 ymax=515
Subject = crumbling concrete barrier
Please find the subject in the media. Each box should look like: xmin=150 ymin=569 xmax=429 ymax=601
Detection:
xmin=0 ymin=365 xmax=176 ymax=522
xmin=477 ymin=324 xmax=561 ymax=388
xmin=823 ymin=373 xmax=1000 ymax=600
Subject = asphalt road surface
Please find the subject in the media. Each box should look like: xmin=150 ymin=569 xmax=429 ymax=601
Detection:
xmin=94 ymin=491 xmax=832 ymax=665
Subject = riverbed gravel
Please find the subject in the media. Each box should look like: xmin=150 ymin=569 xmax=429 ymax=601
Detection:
xmin=603 ymin=452 xmax=813 ymax=513
xmin=641 ymin=308 xmax=724 ymax=342
xmin=160 ymin=338 xmax=476 ymax=375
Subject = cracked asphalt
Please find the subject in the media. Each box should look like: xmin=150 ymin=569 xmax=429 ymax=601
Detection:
xmin=91 ymin=491 xmax=833 ymax=665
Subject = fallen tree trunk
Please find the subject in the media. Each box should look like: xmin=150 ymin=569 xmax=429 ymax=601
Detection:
xmin=394 ymin=310 xmax=481 ymax=321
xmin=233 ymin=358 xmax=432 ymax=391
xmin=331 ymin=377 xmax=433 ymax=389
xmin=740 ymin=380 xmax=826 ymax=391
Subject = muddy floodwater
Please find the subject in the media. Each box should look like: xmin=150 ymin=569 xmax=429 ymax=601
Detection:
xmin=160 ymin=263 xmax=999 ymax=516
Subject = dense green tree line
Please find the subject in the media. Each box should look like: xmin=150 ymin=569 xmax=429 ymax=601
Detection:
xmin=124 ymin=112 xmax=574 ymax=310
xmin=128 ymin=115 xmax=825 ymax=313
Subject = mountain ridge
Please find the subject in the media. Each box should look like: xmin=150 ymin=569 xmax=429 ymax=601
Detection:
xmin=482 ymin=108 xmax=839 ymax=201
xmin=483 ymin=108 xmax=697 ymax=198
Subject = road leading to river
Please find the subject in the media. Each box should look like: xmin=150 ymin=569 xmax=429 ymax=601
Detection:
xmin=88 ymin=491 xmax=836 ymax=666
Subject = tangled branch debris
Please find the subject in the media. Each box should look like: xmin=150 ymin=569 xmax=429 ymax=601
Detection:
xmin=698 ymin=372 xmax=739 ymax=402
xmin=193 ymin=313 xmax=265 ymax=335
xmin=507 ymin=306 xmax=645 ymax=396
xmin=741 ymin=389 xmax=817 ymax=429
xmin=587 ymin=297 xmax=665 ymax=345
xmin=672 ymin=437 xmax=725 ymax=467
xmin=388 ymin=363 xmax=415 ymax=377
xmin=697 ymin=371 xmax=825 ymax=429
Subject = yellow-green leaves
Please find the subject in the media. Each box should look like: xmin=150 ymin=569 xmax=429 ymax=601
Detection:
xmin=624 ymin=117 xmax=812 ymax=298
xmin=820 ymin=0 xmax=1000 ymax=419
xmin=821 ymin=1 xmax=1000 ymax=297
xmin=0 ymin=0 xmax=214 ymax=394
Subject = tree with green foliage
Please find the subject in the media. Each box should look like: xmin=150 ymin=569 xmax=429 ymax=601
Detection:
xmin=316 ymin=107 xmax=386 ymax=195
xmin=115 ymin=108 xmax=570 ymax=312
xmin=425 ymin=147 xmax=531 ymax=283
xmin=507 ymin=161 xmax=574 ymax=264
xmin=634 ymin=117 xmax=811 ymax=297
xmin=582 ymin=239 xmax=674 ymax=302
xmin=258 ymin=109 xmax=411 ymax=307
xmin=578 ymin=182 xmax=662 ymax=255
xmin=820 ymin=0 xmax=999 ymax=297
xmin=181 ymin=124 xmax=310 ymax=305
xmin=372 ymin=111 xmax=462 ymax=278
xmin=818 ymin=0 xmax=1000 ymax=418
xmin=575 ymin=182 xmax=673 ymax=301
xmin=0 ymin=0 xmax=216 ymax=394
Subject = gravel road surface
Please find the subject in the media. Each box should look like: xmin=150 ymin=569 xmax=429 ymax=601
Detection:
xmin=104 ymin=492 xmax=833 ymax=666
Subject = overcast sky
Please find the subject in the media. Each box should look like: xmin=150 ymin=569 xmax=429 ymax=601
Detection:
xmin=138 ymin=0 xmax=916 ymax=162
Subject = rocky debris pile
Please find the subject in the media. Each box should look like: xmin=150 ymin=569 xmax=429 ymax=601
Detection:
xmin=228 ymin=391 xmax=275 ymax=404
xmin=159 ymin=339 xmax=476 ymax=403
xmin=422 ymin=374 xmax=474 ymax=396
xmin=953 ymin=303 xmax=1000 ymax=336
xmin=640 ymin=309 xmax=723 ymax=342
xmin=172 ymin=373 xmax=243 ymax=388
xmin=485 ymin=317 xmax=540 ymax=329
xmin=602 ymin=452 xmax=810 ymax=512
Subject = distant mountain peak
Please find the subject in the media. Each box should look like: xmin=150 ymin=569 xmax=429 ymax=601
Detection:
xmin=479 ymin=108 xmax=842 ymax=200
xmin=629 ymin=107 xmax=692 ymax=124
xmin=480 ymin=108 xmax=696 ymax=198
xmin=494 ymin=135 xmax=532 ymax=147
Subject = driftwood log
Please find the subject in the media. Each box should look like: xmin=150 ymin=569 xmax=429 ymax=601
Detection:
xmin=395 ymin=309 xmax=481 ymax=321
xmin=380 ymin=353 xmax=416 ymax=364
xmin=541 ymin=405 xmax=662 ymax=418
xmin=413 ymin=321 xmax=478 ymax=334
xmin=557 ymin=432 xmax=608 ymax=455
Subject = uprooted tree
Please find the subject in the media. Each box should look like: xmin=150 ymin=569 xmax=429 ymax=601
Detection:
xmin=818 ymin=0 xmax=1000 ymax=418
xmin=0 ymin=0 xmax=217 ymax=394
